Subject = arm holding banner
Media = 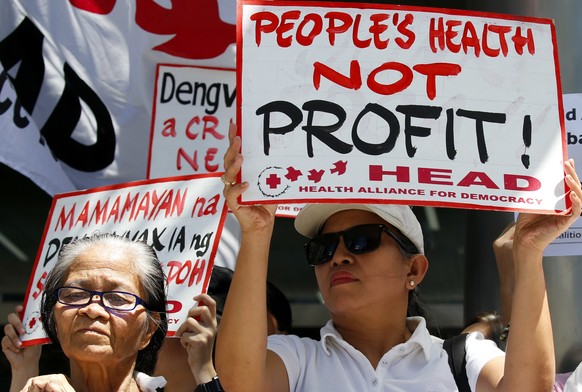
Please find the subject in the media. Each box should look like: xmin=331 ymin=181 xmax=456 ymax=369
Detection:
xmin=492 ymin=223 xmax=516 ymax=326
xmin=215 ymin=124 xmax=286 ymax=392
xmin=1 ymin=305 xmax=42 ymax=392
xmin=477 ymin=159 xmax=581 ymax=391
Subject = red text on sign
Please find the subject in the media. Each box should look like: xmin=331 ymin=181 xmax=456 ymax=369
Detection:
xmin=167 ymin=258 xmax=206 ymax=287
xmin=429 ymin=17 xmax=535 ymax=57
xmin=369 ymin=165 xmax=541 ymax=191
xmin=161 ymin=115 xmax=225 ymax=173
xmin=251 ymin=10 xmax=415 ymax=49
xmin=31 ymin=272 xmax=48 ymax=300
xmin=313 ymin=60 xmax=461 ymax=100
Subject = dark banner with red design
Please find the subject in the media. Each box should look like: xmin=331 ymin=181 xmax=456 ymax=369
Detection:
xmin=0 ymin=0 xmax=243 ymax=269
xmin=0 ymin=0 xmax=236 ymax=195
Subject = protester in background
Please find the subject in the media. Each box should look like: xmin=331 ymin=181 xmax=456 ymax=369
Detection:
xmin=154 ymin=266 xmax=229 ymax=392
xmin=487 ymin=222 xmax=582 ymax=392
xmin=155 ymin=266 xmax=293 ymax=392
xmin=459 ymin=223 xmax=517 ymax=352
xmin=266 ymin=281 xmax=292 ymax=335
xmin=11 ymin=234 xmax=168 ymax=391
xmin=492 ymin=222 xmax=517 ymax=327
xmin=215 ymin=123 xmax=581 ymax=391
xmin=463 ymin=311 xmax=505 ymax=350
xmin=169 ymin=293 xmax=221 ymax=392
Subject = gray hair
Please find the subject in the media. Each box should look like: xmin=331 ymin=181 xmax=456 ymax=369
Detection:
xmin=40 ymin=233 xmax=168 ymax=374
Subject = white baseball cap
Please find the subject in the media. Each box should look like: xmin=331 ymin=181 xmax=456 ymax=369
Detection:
xmin=294 ymin=203 xmax=424 ymax=254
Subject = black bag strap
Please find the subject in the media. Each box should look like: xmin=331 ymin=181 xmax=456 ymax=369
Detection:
xmin=443 ymin=333 xmax=471 ymax=392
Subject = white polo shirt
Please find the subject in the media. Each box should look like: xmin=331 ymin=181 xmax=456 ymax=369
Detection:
xmin=268 ymin=317 xmax=504 ymax=392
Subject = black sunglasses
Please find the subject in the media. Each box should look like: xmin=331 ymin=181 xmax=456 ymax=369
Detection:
xmin=304 ymin=224 xmax=418 ymax=266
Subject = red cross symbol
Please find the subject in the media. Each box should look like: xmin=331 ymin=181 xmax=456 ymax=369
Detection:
xmin=28 ymin=317 xmax=37 ymax=329
xmin=266 ymin=173 xmax=282 ymax=189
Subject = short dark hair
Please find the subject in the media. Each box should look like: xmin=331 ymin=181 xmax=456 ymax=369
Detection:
xmin=466 ymin=311 xmax=504 ymax=347
xmin=40 ymin=233 xmax=168 ymax=375
xmin=207 ymin=265 xmax=234 ymax=324
xmin=266 ymin=281 xmax=292 ymax=334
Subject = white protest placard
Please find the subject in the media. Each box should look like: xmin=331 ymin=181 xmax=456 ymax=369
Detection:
xmin=237 ymin=1 xmax=569 ymax=214
xmin=545 ymin=93 xmax=582 ymax=256
xmin=148 ymin=65 xmax=236 ymax=179
xmin=20 ymin=173 xmax=227 ymax=346
xmin=148 ymin=64 xmax=305 ymax=218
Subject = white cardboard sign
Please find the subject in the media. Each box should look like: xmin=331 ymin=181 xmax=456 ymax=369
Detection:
xmin=546 ymin=93 xmax=582 ymax=256
xmin=147 ymin=64 xmax=305 ymax=218
xmin=21 ymin=174 xmax=227 ymax=346
xmin=148 ymin=65 xmax=236 ymax=179
xmin=237 ymin=1 xmax=569 ymax=214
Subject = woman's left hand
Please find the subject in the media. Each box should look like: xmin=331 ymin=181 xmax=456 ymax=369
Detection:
xmin=20 ymin=374 xmax=75 ymax=392
xmin=176 ymin=293 xmax=218 ymax=384
xmin=514 ymin=159 xmax=582 ymax=253
xmin=2 ymin=305 xmax=42 ymax=372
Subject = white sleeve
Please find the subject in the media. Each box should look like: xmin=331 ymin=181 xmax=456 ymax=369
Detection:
xmin=464 ymin=332 xmax=505 ymax=391
xmin=268 ymin=334 xmax=304 ymax=391
xmin=564 ymin=361 xmax=582 ymax=392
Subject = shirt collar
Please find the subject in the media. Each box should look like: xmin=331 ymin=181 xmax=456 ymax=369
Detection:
xmin=133 ymin=371 xmax=167 ymax=392
xmin=320 ymin=316 xmax=434 ymax=361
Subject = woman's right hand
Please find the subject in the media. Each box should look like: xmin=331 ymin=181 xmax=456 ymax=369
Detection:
xmin=222 ymin=121 xmax=277 ymax=233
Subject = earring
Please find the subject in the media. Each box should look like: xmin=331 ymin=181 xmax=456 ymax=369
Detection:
xmin=409 ymin=280 xmax=415 ymax=287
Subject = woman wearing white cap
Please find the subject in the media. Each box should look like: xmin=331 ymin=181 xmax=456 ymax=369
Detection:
xmin=216 ymin=124 xmax=582 ymax=392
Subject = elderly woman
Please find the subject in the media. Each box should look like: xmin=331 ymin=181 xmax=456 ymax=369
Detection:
xmin=16 ymin=234 xmax=168 ymax=392
xmin=215 ymin=123 xmax=582 ymax=392
xmin=3 ymin=234 xmax=223 ymax=392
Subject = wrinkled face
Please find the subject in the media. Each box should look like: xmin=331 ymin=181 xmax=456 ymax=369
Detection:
xmin=314 ymin=210 xmax=412 ymax=316
xmin=53 ymin=244 xmax=155 ymax=366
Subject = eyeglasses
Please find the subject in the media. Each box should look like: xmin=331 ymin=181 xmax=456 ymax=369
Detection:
xmin=304 ymin=224 xmax=418 ymax=266
xmin=55 ymin=286 xmax=149 ymax=312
